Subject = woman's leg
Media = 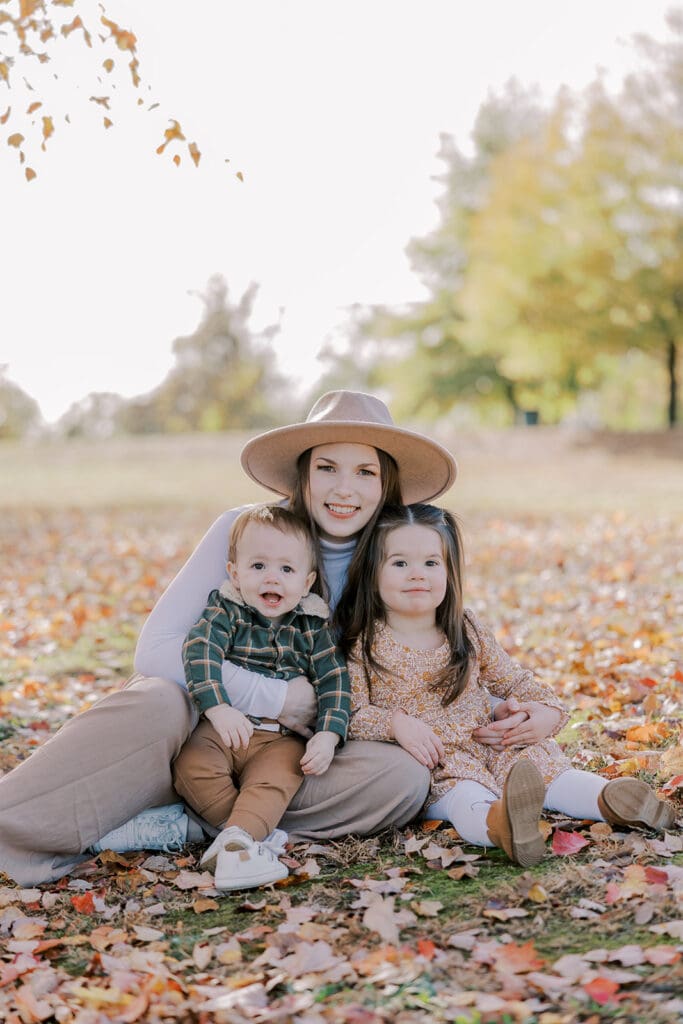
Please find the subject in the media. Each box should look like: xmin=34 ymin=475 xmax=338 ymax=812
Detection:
xmin=280 ymin=740 xmax=430 ymax=840
xmin=0 ymin=676 xmax=197 ymax=885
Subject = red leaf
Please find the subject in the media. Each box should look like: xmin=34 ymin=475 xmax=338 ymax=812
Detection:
xmin=583 ymin=976 xmax=620 ymax=1005
xmin=552 ymin=830 xmax=589 ymax=856
xmin=416 ymin=938 xmax=437 ymax=960
xmin=70 ymin=891 xmax=95 ymax=914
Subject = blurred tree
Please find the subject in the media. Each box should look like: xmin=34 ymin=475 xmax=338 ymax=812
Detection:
xmin=1 ymin=0 xmax=233 ymax=179
xmin=345 ymin=82 xmax=549 ymax=422
xmin=462 ymin=13 xmax=683 ymax=426
xmin=0 ymin=366 xmax=43 ymax=438
xmin=57 ymin=391 xmax=124 ymax=439
xmin=120 ymin=275 xmax=288 ymax=433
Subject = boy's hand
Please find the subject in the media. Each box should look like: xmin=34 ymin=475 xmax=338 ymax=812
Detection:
xmin=391 ymin=711 xmax=444 ymax=768
xmin=205 ymin=705 xmax=254 ymax=749
xmin=300 ymin=731 xmax=339 ymax=775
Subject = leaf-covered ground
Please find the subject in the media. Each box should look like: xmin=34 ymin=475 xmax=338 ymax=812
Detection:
xmin=1 ymin=506 xmax=682 ymax=1023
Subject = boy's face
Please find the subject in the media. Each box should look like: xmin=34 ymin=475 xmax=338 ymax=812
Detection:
xmin=228 ymin=522 xmax=316 ymax=621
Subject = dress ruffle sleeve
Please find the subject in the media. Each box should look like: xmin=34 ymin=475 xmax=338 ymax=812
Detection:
xmin=466 ymin=611 xmax=569 ymax=735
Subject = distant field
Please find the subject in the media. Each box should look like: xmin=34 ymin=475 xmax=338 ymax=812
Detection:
xmin=2 ymin=426 xmax=682 ymax=516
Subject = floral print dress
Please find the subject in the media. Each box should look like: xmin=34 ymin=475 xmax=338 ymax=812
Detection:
xmin=347 ymin=612 xmax=571 ymax=800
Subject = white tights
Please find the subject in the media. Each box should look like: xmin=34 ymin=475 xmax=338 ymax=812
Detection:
xmin=425 ymin=769 xmax=607 ymax=847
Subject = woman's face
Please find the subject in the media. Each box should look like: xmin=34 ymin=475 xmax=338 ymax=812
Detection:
xmin=306 ymin=443 xmax=383 ymax=542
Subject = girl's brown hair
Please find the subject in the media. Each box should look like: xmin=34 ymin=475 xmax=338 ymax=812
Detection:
xmin=288 ymin=446 xmax=401 ymax=602
xmin=337 ymin=503 xmax=475 ymax=706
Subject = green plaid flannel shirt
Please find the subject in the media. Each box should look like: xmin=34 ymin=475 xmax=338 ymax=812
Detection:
xmin=182 ymin=587 xmax=350 ymax=742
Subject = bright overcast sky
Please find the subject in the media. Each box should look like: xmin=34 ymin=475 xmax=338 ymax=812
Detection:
xmin=2 ymin=0 xmax=676 ymax=423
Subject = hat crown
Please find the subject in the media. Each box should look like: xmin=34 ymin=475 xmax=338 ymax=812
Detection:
xmin=306 ymin=390 xmax=394 ymax=428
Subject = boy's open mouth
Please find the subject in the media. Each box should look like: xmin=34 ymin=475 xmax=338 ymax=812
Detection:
xmin=260 ymin=592 xmax=283 ymax=607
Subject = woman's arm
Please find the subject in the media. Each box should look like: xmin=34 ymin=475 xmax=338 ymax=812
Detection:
xmin=133 ymin=507 xmax=288 ymax=718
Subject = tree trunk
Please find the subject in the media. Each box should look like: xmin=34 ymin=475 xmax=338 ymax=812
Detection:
xmin=667 ymin=337 xmax=678 ymax=428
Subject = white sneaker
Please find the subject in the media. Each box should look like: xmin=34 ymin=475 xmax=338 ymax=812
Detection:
xmin=91 ymin=803 xmax=190 ymax=854
xmin=200 ymin=826 xmax=289 ymax=890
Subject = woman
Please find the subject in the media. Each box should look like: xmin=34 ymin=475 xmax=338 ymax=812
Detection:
xmin=0 ymin=391 xmax=537 ymax=885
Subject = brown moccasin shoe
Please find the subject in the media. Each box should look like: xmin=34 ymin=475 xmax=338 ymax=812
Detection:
xmin=486 ymin=759 xmax=546 ymax=867
xmin=598 ymin=778 xmax=675 ymax=831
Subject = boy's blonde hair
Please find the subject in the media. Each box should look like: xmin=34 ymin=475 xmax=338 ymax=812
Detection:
xmin=228 ymin=504 xmax=317 ymax=571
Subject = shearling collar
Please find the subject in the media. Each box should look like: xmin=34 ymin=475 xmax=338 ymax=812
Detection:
xmin=219 ymin=576 xmax=330 ymax=620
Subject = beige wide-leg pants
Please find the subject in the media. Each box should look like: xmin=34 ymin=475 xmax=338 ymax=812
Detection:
xmin=0 ymin=676 xmax=430 ymax=885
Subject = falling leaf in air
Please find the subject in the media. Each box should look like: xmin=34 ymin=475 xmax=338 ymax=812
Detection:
xmin=8 ymin=133 xmax=24 ymax=148
xmin=188 ymin=142 xmax=201 ymax=167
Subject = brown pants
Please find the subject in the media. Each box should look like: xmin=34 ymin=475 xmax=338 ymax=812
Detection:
xmin=0 ymin=675 xmax=430 ymax=885
xmin=173 ymin=721 xmax=305 ymax=841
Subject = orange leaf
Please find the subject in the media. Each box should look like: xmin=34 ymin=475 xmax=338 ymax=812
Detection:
xmin=71 ymin=891 xmax=96 ymax=914
xmin=583 ymin=976 xmax=620 ymax=1005
xmin=8 ymin=133 xmax=24 ymax=148
xmin=0 ymin=106 xmax=10 ymax=124
xmin=103 ymin=117 xmax=113 ymax=129
xmin=416 ymin=938 xmax=437 ymax=960
xmin=552 ymin=830 xmax=589 ymax=856
xmin=101 ymin=15 xmax=137 ymax=53
xmin=0 ymin=63 xmax=10 ymax=84
xmin=492 ymin=940 xmax=545 ymax=974
xmin=173 ymin=154 xmax=180 ymax=167
xmin=25 ymin=167 xmax=36 ymax=181
xmin=188 ymin=141 xmax=201 ymax=167
xmin=27 ymin=102 xmax=42 ymax=115
xmin=625 ymin=721 xmax=671 ymax=745
xmin=103 ymin=58 xmax=114 ymax=73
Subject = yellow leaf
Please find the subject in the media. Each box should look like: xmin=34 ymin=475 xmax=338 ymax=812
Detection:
xmin=661 ymin=744 xmax=683 ymax=776
xmin=188 ymin=141 xmax=201 ymax=167
xmin=527 ymin=883 xmax=549 ymax=903
xmin=8 ymin=133 xmax=24 ymax=148
xmin=173 ymin=154 xmax=181 ymax=166
xmin=41 ymin=115 xmax=54 ymax=150
xmin=236 ymin=170 xmax=244 ymax=181
xmin=0 ymin=63 xmax=9 ymax=84
xmin=103 ymin=58 xmax=114 ymax=73
xmin=103 ymin=117 xmax=113 ymax=129
xmin=129 ymin=58 xmax=140 ymax=88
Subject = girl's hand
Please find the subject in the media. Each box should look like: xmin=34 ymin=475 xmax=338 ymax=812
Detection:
xmin=278 ymin=676 xmax=317 ymax=738
xmin=498 ymin=700 xmax=564 ymax=746
xmin=300 ymin=731 xmax=339 ymax=775
xmin=472 ymin=699 xmax=562 ymax=750
xmin=205 ymin=705 xmax=254 ymax=749
xmin=391 ymin=711 xmax=445 ymax=768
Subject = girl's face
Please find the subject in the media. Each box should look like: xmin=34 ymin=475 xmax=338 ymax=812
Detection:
xmin=306 ymin=443 xmax=383 ymax=542
xmin=378 ymin=524 xmax=448 ymax=621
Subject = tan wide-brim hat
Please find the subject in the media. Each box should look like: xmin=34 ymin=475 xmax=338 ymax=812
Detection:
xmin=240 ymin=390 xmax=457 ymax=504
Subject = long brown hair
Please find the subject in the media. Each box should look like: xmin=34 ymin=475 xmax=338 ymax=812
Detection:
xmin=288 ymin=446 xmax=401 ymax=602
xmin=337 ymin=503 xmax=475 ymax=706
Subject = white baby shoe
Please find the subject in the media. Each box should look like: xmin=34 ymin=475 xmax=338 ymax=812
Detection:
xmin=200 ymin=825 xmax=288 ymax=890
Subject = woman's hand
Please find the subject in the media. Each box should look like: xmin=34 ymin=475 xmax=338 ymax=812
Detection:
xmin=278 ymin=676 xmax=317 ymax=738
xmin=205 ymin=704 xmax=254 ymax=749
xmin=300 ymin=731 xmax=340 ymax=775
xmin=391 ymin=711 xmax=445 ymax=768
xmin=473 ymin=698 xmax=563 ymax=750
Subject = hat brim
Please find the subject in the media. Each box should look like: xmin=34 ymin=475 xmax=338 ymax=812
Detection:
xmin=240 ymin=420 xmax=457 ymax=504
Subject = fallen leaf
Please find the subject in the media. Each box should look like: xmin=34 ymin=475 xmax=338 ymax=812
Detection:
xmin=552 ymin=830 xmax=590 ymax=856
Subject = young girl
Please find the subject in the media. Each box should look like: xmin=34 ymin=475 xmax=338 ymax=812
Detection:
xmin=339 ymin=503 xmax=675 ymax=867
